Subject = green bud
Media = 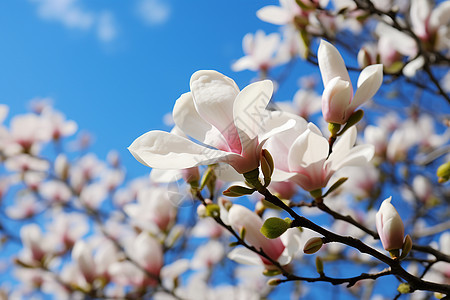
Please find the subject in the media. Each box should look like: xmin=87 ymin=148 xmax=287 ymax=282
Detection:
xmin=303 ymin=237 xmax=323 ymax=254
xmin=200 ymin=166 xmax=216 ymax=191
xmin=322 ymin=177 xmax=348 ymax=198
xmin=399 ymin=234 xmax=412 ymax=260
xmin=389 ymin=249 xmax=400 ymax=259
xmin=338 ymin=109 xmax=364 ymax=136
xmin=260 ymin=217 xmax=291 ymax=239
xmin=328 ymin=123 xmax=341 ymax=137
xmin=397 ymin=283 xmax=411 ymax=294
xmin=223 ymin=185 xmax=256 ymax=197
xmin=437 ymin=161 xmax=450 ymax=183
xmin=240 ymin=227 xmax=246 ymax=240
xmin=310 ymin=189 xmax=322 ymax=199
xmin=315 ymin=256 xmax=324 ymax=274
xmin=262 ymin=268 xmax=282 ymax=277
xmin=267 ymin=278 xmax=282 ymax=286
xmin=205 ymin=204 xmax=220 ymax=218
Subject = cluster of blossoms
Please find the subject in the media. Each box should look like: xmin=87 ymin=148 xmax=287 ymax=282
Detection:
xmin=1 ymin=1 xmax=450 ymax=299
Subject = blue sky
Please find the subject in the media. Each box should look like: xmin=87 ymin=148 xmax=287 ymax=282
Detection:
xmin=0 ymin=0 xmax=299 ymax=178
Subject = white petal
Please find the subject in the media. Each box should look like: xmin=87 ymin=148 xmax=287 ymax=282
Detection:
xmin=128 ymin=130 xmax=236 ymax=169
xmin=172 ymin=92 xmax=222 ymax=147
xmin=256 ymin=6 xmax=291 ymax=25
xmin=288 ymin=125 xmax=328 ymax=172
xmin=322 ymin=77 xmax=353 ymax=123
xmin=190 ymin=70 xmax=240 ymax=145
xmin=430 ymin=1 xmax=450 ymax=31
xmin=227 ymin=247 xmax=261 ymax=266
xmin=350 ymin=64 xmax=383 ymax=111
xmin=253 ymin=31 xmax=281 ymax=65
xmin=233 ymin=80 xmax=273 ymax=141
xmin=232 ymin=56 xmax=256 ymax=72
xmin=150 ymin=169 xmax=182 ymax=183
xmin=328 ymin=144 xmax=374 ymax=171
xmin=318 ymin=40 xmax=351 ymax=87
xmin=403 ymin=56 xmax=425 ymax=77
xmin=242 ymin=32 xmax=254 ymax=55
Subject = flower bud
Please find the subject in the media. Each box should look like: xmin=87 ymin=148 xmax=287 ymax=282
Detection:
xmin=303 ymin=237 xmax=323 ymax=254
xmin=376 ymin=197 xmax=405 ymax=251
xmin=437 ymin=161 xmax=450 ymax=183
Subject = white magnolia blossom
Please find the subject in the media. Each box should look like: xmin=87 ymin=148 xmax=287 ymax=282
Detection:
xmin=318 ymin=40 xmax=383 ymax=124
xmin=129 ymin=70 xmax=294 ymax=175
xmin=232 ymin=30 xmax=289 ymax=72
xmin=265 ymin=121 xmax=374 ymax=192
xmin=376 ymin=197 xmax=405 ymax=251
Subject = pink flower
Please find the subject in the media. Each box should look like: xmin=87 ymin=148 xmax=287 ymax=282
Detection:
xmin=227 ymin=204 xmax=285 ymax=266
xmin=318 ymin=40 xmax=383 ymax=124
xmin=376 ymin=197 xmax=405 ymax=251
xmin=265 ymin=122 xmax=374 ymax=192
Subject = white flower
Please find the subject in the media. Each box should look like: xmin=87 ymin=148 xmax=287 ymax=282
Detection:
xmin=375 ymin=197 xmax=405 ymax=251
xmin=232 ymin=30 xmax=288 ymax=72
xmin=129 ymin=70 xmax=293 ymax=175
xmin=266 ymin=122 xmax=374 ymax=192
xmin=318 ymin=40 xmax=383 ymax=124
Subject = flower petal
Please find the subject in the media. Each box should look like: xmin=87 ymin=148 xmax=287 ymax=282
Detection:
xmin=288 ymin=124 xmax=328 ymax=172
xmin=233 ymin=80 xmax=273 ymax=141
xmin=172 ymin=92 xmax=223 ymax=148
xmin=350 ymin=64 xmax=383 ymax=111
xmin=318 ymin=40 xmax=351 ymax=87
xmin=190 ymin=70 xmax=241 ymax=152
xmin=322 ymin=77 xmax=352 ymax=124
xmin=128 ymin=130 xmax=236 ymax=169
xmin=256 ymin=6 xmax=291 ymax=25
xmin=228 ymin=247 xmax=262 ymax=266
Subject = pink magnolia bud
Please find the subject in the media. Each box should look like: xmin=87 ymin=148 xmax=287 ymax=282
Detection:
xmin=376 ymin=197 xmax=405 ymax=251
xmin=228 ymin=204 xmax=285 ymax=265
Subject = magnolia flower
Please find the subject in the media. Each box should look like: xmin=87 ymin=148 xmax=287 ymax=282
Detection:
xmin=376 ymin=197 xmax=405 ymax=251
xmin=129 ymin=70 xmax=293 ymax=175
xmin=265 ymin=122 xmax=374 ymax=192
xmin=226 ymin=204 xmax=301 ymax=268
xmin=232 ymin=30 xmax=289 ymax=72
xmin=124 ymin=185 xmax=177 ymax=233
xmin=410 ymin=0 xmax=450 ymax=50
xmin=318 ymin=40 xmax=383 ymax=124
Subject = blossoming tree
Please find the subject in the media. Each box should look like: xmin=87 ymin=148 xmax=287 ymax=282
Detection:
xmin=1 ymin=0 xmax=449 ymax=299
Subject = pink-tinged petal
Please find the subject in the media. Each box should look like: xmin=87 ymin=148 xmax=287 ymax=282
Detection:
xmin=128 ymin=130 xmax=236 ymax=169
xmin=233 ymin=80 xmax=273 ymax=141
xmin=264 ymin=113 xmax=308 ymax=172
xmin=287 ymin=124 xmax=328 ymax=172
xmin=349 ymin=64 xmax=383 ymax=112
xmin=256 ymin=6 xmax=292 ymax=25
xmin=318 ymin=40 xmax=351 ymax=87
xmin=429 ymin=1 xmax=450 ymax=31
xmin=410 ymin=0 xmax=431 ymax=38
xmin=322 ymin=77 xmax=353 ymax=124
xmin=228 ymin=205 xmax=285 ymax=265
xmin=376 ymin=197 xmax=405 ymax=251
xmin=190 ymin=70 xmax=241 ymax=152
xmin=172 ymin=92 xmax=223 ymax=148
xmin=228 ymin=247 xmax=262 ymax=266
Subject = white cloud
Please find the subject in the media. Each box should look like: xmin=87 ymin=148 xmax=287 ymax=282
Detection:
xmin=137 ymin=0 xmax=171 ymax=26
xmin=97 ymin=12 xmax=117 ymax=42
xmin=30 ymin=0 xmax=117 ymax=42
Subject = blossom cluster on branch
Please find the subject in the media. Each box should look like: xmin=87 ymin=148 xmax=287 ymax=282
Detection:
xmin=0 ymin=0 xmax=449 ymax=299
